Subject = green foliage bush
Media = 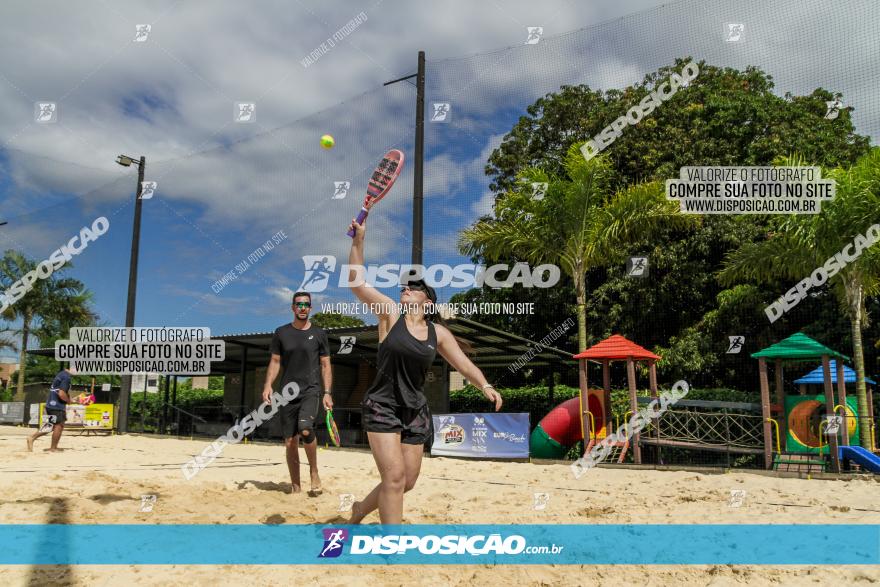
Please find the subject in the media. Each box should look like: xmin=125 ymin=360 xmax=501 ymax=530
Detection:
xmin=128 ymin=387 xmax=224 ymax=432
xmin=449 ymin=384 xmax=753 ymax=429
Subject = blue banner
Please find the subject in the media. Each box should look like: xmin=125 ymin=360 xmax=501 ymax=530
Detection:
xmin=431 ymin=413 xmax=529 ymax=458
xmin=1 ymin=525 xmax=877 ymax=565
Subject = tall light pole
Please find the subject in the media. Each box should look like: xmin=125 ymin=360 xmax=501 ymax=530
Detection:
xmin=384 ymin=50 xmax=426 ymax=266
xmin=115 ymin=154 xmax=146 ymax=434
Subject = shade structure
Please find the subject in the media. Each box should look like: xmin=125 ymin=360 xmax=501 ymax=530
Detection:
xmin=751 ymin=332 xmax=849 ymax=362
xmin=793 ymin=360 xmax=876 ymax=385
xmin=573 ymin=334 xmax=660 ymax=361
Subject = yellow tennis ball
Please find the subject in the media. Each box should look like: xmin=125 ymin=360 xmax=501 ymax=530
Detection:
xmin=320 ymin=134 xmax=335 ymax=149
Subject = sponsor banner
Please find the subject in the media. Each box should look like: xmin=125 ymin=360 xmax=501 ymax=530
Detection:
xmin=0 ymin=402 xmax=25 ymax=424
xmin=36 ymin=403 xmax=113 ymax=429
xmin=0 ymin=525 xmax=877 ymax=565
xmin=431 ymin=413 xmax=529 ymax=458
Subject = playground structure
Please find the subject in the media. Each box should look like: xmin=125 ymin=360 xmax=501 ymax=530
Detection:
xmin=531 ymin=335 xmax=660 ymax=464
xmin=530 ymin=332 xmax=880 ymax=474
xmin=785 ymin=360 xmax=871 ymax=453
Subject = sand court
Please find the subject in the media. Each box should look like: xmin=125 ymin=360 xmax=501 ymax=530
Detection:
xmin=1 ymin=427 xmax=878 ymax=585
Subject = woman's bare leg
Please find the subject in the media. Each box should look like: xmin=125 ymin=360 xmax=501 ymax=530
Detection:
xmin=350 ymin=436 xmax=424 ymax=524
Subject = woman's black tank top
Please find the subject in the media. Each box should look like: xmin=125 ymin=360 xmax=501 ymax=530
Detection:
xmin=364 ymin=317 xmax=437 ymax=409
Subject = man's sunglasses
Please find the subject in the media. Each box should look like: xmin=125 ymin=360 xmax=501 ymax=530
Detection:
xmin=401 ymin=284 xmax=427 ymax=294
xmin=294 ymin=302 xmax=311 ymax=309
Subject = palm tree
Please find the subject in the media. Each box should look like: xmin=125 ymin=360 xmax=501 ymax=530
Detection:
xmin=459 ymin=145 xmax=693 ymax=351
xmin=0 ymin=250 xmax=96 ymax=397
xmin=718 ymin=148 xmax=880 ymax=448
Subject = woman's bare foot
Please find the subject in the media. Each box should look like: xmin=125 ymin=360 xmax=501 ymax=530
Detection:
xmin=309 ymin=471 xmax=322 ymax=496
xmin=290 ymin=483 xmax=302 ymax=494
xmin=348 ymin=500 xmax=364 ymax=524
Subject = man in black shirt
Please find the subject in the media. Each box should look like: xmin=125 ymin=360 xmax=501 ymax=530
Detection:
xmin=262 ymin=291 xmax=333 ymax=495
xmin=28 ymin=364 xmax=74 ymax=452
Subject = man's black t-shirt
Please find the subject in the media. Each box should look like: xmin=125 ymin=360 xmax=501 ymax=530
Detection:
xmin=269 ymin=323 xmax=329 ymax=397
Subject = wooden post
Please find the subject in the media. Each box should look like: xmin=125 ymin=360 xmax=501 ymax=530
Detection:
xmin=759 ymin=358 xmax=773 ymax=469
xmin=774 ymin=359 xmax=787 ymax=443
xmin=799 ymin=384 xmax=806 ymax=396
xmin=578 ymin=358 xmax=589 ymax=455
xmin=649 ymin=360 xmax=660 ymax=457
xmin=836 ymin=360 xmax=848 ymax=447
xmin=626 ymin=357 xmax=641 ymax=464
xmin=602 ymin=359 xmax=611 ymax=435
xmin=822 ymin=355 xmax=841 ymax=473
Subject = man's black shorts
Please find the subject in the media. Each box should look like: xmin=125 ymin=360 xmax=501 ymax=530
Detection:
xmin=44 ymin=407 xmax=66 ymax=426
xmin=280 ymin=394 xmax=320 ymax=441
xmin=362 ymin=397 xmax=432 ymax=446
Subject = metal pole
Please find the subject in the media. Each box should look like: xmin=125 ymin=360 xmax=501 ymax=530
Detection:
xmin=162 ymin=374 xmax=170 ymax=434
xmin=118 ymin=156 xmax=146 ymax=433
xmin=238 ymin=347 xmax=248 ymax=422
xmin=412 ymin=50 xmax=425 ymax=266
xmin=141 ymin=376 xmax=147 ymax=434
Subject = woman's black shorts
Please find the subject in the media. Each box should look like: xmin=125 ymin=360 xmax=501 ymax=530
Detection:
xmin=362 ymin=397 xmax=432 ymax=446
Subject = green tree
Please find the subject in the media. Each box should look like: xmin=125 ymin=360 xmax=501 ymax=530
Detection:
xmin=0 ymin=250 xmax=97 ymax=396
xmin=310 ymin=312 xmax=365 ymax=329
xmin=459 ymin=147 xmax=693 ymax=351
xmin=718 ymin=149 xmax=880 ymax=447
xmin=486 ymin=59 xmax=869 ymax=194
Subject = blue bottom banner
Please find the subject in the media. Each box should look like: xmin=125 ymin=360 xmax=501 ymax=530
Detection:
xmin=1 ymin=524 xmax=878 ymax=565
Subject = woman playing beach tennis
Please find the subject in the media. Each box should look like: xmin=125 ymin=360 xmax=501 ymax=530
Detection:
xmin=346 ymin=217 xmax=502 ymax=524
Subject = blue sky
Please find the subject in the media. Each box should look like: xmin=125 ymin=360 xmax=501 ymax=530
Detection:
xmin=1 ymin=0 xmax=877 ymax=356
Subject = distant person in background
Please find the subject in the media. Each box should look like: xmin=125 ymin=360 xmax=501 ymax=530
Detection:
xmin=27 ymin=364 xmax=75 ymax=452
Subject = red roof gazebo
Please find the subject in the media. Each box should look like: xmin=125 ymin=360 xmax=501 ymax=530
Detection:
xmin=573 ymin=334 xmax=661 ymax=464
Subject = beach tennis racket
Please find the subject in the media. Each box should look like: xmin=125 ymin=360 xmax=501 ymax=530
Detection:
xmin=346 ymin=149 xmax=405 ymax=237
xmin=326 ymin=409 xmax=341 ymax=447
